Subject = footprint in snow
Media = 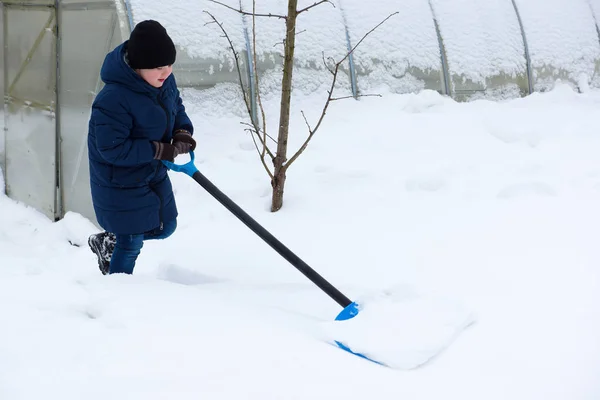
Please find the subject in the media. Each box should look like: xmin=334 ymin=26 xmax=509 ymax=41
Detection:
xmin=239 ymin=141 xmax=255 ymax=151
xmin=497 ymin=182 xmax=557 ymax=199
xmin=405 ymin=177 xmax=446 ymax=192
xmin=157 ymin=264 xmax=223 ymax=286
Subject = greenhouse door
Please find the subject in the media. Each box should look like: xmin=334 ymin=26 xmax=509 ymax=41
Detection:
xmin=3 ymin=2 xmax=58 ymax=219
xmin=57 ymin=0 xmax=126 ymax=226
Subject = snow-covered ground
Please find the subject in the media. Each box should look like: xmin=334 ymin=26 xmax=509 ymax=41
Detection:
xmin=1 ymin=82 xmax=600 ymax=399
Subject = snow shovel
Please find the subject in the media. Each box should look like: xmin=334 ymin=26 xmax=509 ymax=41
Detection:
xmin=163 ymin=151 xmax=382 ymax=366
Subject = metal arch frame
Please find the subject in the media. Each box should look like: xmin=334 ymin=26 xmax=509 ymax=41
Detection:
xmin=510 ymin=0 xmax=533 ymax=95
xmin=589 ymin=0 xmax=600 ymax=46
xmin=0 ymin=2 xmax=4 ymax=190
xmin=55 ymin=0 xmax=62 ymax=220
xmin=337 ymin=0 xmax=358 ymax=98
xmin=427 ymin=0 xmax=451 ymax=97
xmin=239 ymin=0 xmax=258 ymax=125
xmin=113 ymin=0 xmax=133 ymax=36
xmin=586 ymin=0 xmax=600 ymax=88
xmin=344 ymin=26 xmax=358 ymax=98
xmin=123 ymin=0 xmax=133 ymax=32
xmin=427 ymin=0 xmax=534 ymax=98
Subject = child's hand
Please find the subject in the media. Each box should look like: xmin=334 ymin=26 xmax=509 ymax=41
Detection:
xmin=172 ymin=129 xmax=196 ymax=154
xmin=153 ymin=142 xmax=179 ymax=162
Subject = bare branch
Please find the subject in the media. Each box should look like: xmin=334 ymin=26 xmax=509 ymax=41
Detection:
xmin=247 ymin=126 xmax=275 ymax=180
xmin=204 ymin=11 xmax=253 ymax=120
xmin=205 ymin=9 xmax=275 ymax=179
xmin=301 ymin=111 xmax=313 ymax=133
xmin=322 ymin=52 xmax=335 ymax=75
xmin=283 ymin=12 xmax=397 ymax=171
xmin=209 ymin=0 xmax=287 ymax=19
xmin=273 ymin=27 xmax=307 ymax=48
xmin=297 ymin=0 xmax=335 ymax=15
xmin=241 ymin=122 xmax=278 ymax=144
xmin=340 ymin=12 xmax=398 ymax=65
xmin=331 ymin=94 xmax=382 ymax=101
xmin=283 ymin=66 xmax=338 ymax=170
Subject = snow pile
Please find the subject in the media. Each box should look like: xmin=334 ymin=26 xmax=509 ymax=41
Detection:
xmin=323 ymin=287 xmax=475 ymax=369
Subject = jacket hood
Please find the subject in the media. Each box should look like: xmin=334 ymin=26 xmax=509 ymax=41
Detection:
xmin=100 ymin=42 xmax=173 ymax=95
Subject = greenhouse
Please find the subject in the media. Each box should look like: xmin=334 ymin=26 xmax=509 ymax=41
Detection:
xmin=1 ymin=0 xmax=600 ymax=225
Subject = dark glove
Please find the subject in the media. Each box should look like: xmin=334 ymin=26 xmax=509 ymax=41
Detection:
xmin=153 ymin=141 xmax=179 ymax=162
xmin=172 ymin=129 xmax=196 ymax=154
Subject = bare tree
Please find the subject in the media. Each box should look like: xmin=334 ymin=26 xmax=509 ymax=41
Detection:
xmin=207 ymin=0 xmax=397 ymax=212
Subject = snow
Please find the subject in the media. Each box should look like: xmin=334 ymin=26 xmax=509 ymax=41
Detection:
xmin=2 ymin=82 xmax=600 ymax=398
xmin=3 ymin=0 xmax=600 ymax=397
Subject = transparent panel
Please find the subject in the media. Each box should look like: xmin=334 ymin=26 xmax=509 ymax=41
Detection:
xmin=4 ymin=6 xmax=57 ymax=218
xmin=430 ymin=0 xmax=528 ymax=101
xmin=58 ymin=3 xmax=124 ymax=224
xmin=240 ymin=0 xmax=352 ymax=100
xmin=341 ymin=0 xmax=443 ymax=95
xmin=514 ymin=0 xmax=600 ymax=92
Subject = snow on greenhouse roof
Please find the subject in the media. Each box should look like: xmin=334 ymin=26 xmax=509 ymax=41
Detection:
xmin=341 ymin=0 xmax=440 ymax=73
xmin=128 ymin=0 xmax=350 ymax=66
xmin=431 ymin=0 xmax=526 ymax=84
xmin=514 ymin=0 xmax=600 ymax=79
xmin=126 ymin=0 xmax=600 ymax=92
xmin=128 ymin=0 xmax=247 ymax=61
xmin=239 ymin=0 xmax=349 ymax=67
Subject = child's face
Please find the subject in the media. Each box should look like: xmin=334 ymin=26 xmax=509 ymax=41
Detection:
xmin=137 ymin=65 xmax=173 ymax=88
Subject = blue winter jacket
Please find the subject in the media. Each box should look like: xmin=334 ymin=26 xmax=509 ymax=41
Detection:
xmin=88 ymin=42 xmax=194 ymax=234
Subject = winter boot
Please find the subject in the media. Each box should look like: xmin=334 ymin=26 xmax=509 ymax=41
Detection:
xmin=88 ymin=231 xmax=116 ymax=275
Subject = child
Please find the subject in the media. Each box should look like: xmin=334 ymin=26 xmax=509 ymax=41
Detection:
xmin=87 ymin=20 xmax=195 ymax=275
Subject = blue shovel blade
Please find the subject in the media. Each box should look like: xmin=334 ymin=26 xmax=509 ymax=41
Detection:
xmin=334 ymin=302 xmax=386 ymax=367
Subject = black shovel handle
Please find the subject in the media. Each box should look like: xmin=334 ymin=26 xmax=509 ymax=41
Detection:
xmin=191 ymin=170 xmax=352 ymax=308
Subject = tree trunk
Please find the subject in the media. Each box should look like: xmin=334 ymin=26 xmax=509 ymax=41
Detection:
xmin=271 ymin=0 xmax=298 ymax=212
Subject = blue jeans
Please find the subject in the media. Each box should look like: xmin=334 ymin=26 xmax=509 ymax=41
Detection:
xmin=109 ymin=219 xmax=177 ymax=275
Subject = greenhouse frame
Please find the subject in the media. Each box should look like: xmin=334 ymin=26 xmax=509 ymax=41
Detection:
xmin=1 ymin=0 xmax=600 ymax=225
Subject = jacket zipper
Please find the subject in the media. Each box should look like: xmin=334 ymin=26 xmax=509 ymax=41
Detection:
xmin=153 ymin=92 xmax=170 ymax=175
xmin=153 ymin=91 xmax=170 ymax=231
xmin=157 ymin=92 xmax=170 ymax=141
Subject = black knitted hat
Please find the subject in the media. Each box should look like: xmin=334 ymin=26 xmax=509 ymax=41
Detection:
xmin=127 ymin=20 xmax=176 ymax=69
